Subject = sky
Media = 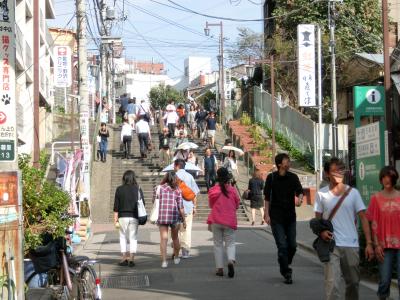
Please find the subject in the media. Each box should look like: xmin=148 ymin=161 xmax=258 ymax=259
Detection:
xmin=49 ymin=0 xmax=264 ymax=79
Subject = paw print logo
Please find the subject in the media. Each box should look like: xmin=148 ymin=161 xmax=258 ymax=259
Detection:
xmin=1 ymin=94 xmax=10 ymax=105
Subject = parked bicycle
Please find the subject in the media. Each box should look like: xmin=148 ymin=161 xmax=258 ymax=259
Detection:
xmin=25 ymin=224 xmax=101 ymax=299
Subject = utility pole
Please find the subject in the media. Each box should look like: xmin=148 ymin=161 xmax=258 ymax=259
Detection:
xmin=382 ymin=0 xmax=393 ymax=165
xmin=270 ymin=55 xmax=276 ymax=160
xmin=329 ymin=0 xmax=338 ymax=157
xmin=77 ymin=0 xmax=89 ymax=117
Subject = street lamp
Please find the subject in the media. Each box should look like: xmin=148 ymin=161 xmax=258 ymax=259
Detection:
xmin=246 ymin=56 xmax=277 ymax=160
xmin=204 ymin=21 xmax=225 ymax=124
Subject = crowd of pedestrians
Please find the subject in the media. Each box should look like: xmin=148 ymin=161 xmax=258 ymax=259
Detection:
xmin=109 ymin=94 xmax=400 ymax=299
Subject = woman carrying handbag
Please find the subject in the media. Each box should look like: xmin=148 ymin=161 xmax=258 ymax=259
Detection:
xmin=113 ymin=170 xmax=145 ymax=267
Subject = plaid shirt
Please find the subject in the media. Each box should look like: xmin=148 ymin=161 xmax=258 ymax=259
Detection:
xmin=155 ymin=184 xmax=183 ymax=225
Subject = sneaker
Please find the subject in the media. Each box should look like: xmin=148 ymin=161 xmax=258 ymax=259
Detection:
xmin=161 ymin=261 xmax=168 ymax=268
xmin=284 ymin=273 xmax=293 ymax=284
xmin=174 ymin=257 xmax=181 ymax=265
xmin=215 ymin=268 xmax=224 ymax=277
xmin=228 ymin=262 xmax=235 ymax=278
xmin=181 ymin=249 xmax=190 ymax=259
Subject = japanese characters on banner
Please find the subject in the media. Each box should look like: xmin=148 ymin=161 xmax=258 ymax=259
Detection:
xmin=54 ymin=46 xmax=72 ymax=88
xmin=297 ymin=24 xmax=316 ymax=107
xmin=79 ymin=112 xmax=90 ymax=173
xmin=0 ymin=1 xmax=16 ymax=162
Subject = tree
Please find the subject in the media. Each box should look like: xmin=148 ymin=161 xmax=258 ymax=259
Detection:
xmin=271 ymin=0 xmax=382 ymax=113
xmin=228 ymin=27 xmax=264 ymax=64
xmin=149 ymin=84 xmax=184 ymax=109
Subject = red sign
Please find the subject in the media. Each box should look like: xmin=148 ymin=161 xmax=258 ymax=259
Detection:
xmin=0 ymin=112 xmax=6 ymax=124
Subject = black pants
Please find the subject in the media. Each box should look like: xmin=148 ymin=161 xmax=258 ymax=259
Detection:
xmin=167 ymin=123 xmax=176 ymax=138
xmin=205 ymin=170 xmax=216 ymax=191
xmin=122 ymin=135 xmax=132 ymax=158
xmin=138 ymin=133 xmax=149 ymax=156
xmin=271 ymin=221 xmax=297 ymax=277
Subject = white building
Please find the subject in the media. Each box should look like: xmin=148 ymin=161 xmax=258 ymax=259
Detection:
xmin=16 ymin=0 xmax=55 ymax=155
xmin=184 ymin=56 xmax=212 ymax=88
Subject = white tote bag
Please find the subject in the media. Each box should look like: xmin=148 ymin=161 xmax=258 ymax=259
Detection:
xmin=137 ymin=187 xmax=147 ymax=225
xmin=150 ymin=185 xmax=161 ymax=224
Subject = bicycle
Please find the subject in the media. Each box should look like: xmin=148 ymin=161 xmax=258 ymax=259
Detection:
xmin=26 ymin=231 xmax=101 ymax=300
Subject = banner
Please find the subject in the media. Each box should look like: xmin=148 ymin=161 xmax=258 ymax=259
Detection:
xmin=0 ymin=1 xmax=16 ymax=162
xmin=297 ymin=24 xmax=316 ymax=107
xmin=54 ymin=46 xmax=72 ymax=88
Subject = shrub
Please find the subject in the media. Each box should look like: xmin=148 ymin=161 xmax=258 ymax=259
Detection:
xmin=19 ymin=153 xmax=72 ymax=253
xmin=240 ymin=112 xmax=252 ymax=126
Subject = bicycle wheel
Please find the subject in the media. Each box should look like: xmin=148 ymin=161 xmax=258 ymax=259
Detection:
xmin=78 ymin=265 xmax=98 ymax=300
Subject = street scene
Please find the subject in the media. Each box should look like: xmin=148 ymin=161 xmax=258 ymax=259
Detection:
xmin=0 ymin=0 xmax=400 ymax=299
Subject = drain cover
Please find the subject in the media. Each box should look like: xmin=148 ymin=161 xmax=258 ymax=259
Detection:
xmin=101 ymin=275 xmax=150 ymax=289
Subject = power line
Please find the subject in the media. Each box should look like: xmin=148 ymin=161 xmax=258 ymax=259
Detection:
xmin=165 ymin=0 xmax=325 ymax=22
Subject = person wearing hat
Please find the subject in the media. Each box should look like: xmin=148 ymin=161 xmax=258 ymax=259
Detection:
xmin=207 ymin=167 xmax=240 ymax=278
xmin=175 ymin=130 xmax=188 ymax=150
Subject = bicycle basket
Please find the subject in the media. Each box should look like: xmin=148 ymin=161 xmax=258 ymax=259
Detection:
xmin=30 ymin=241 xmax=59 ymax=273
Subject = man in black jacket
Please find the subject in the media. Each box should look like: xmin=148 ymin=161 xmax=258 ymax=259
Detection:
xmin=264 ymin=153 xmax=303 ymax=284
xmin=159 ymin=127 xmax=170 ymax=168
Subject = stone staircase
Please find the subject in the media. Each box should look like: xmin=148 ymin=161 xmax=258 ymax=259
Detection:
xmin=107 ymin=125 xmax=249 ymax=224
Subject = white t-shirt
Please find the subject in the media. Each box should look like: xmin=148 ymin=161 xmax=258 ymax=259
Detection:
xmin=314 ymin=185 xmax=366 ymax=247
xmin=135 ymin=120 xmax=150 ymax=134
xmin=164 ymin=111 xmax=178 ymax=125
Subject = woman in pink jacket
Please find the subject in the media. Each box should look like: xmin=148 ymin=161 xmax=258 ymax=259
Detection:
xmin=207 ymin=167 xmax=240 ymax=278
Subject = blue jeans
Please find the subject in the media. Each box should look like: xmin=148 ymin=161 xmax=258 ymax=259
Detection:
xmin=99 ymin=139 xmax=108 ymax=160
xmin=378 ymin=248 xmax=400 ymax=299
xmin=271 ymin=221 xmax=297 ymax=277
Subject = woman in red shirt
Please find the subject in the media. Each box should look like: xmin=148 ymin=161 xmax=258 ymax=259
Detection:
xmin=366 ymin=166 xmax=400 ymax=299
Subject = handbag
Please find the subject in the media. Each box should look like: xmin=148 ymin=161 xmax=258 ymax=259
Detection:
xmin=137 ymin=187 xmax=147 ymax=225
xmin=310 ymin=187 xmax=352 ymax=262
xmin=150 ymin=185 xmax=161 ymax=224
xmin=242 ymin=190 xmax=251 ymax=200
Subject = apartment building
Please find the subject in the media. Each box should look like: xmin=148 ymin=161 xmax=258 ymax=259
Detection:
xmin=15 ymin=0 xmax=55 ymax=155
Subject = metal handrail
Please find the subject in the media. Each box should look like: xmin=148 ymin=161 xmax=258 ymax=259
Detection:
xmin=50 ymin=141 xmax=81 ymax=165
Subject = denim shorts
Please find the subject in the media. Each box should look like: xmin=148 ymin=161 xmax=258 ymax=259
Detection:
xmin=158 ymin=222 xmax=180 ymax=229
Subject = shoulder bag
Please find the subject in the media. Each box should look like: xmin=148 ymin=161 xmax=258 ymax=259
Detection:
xmin=310 ymin=186 xmax=352 ymax=262
xmin=137 ymin=186 xmax=147 ymax=225
xmin=150 ymin=185 xmax=161 ymax=224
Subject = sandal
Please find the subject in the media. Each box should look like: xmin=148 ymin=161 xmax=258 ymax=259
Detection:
xmin=215 ymin=268 xmax=224 ymax=277
xmin=118 ymin=259 xmax=128 ymax=266
xmin=128 ymin=260 xmax=135 ymax=267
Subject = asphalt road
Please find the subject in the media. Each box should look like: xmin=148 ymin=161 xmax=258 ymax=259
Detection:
xmin=77 ymin=224 xmax=379 ymax=300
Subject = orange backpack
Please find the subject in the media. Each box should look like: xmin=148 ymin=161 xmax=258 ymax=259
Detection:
xmin=177 ymin=179 xmax=196 ymax=201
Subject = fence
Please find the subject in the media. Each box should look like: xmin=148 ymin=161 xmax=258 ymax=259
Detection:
xmin=253 ymin=86 xmax=348 ymax=169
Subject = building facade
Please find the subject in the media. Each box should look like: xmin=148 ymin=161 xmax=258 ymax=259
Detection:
xmin=16 ymin=0 xmax=55 ymax=155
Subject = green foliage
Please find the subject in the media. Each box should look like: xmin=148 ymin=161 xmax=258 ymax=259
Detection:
xmin=197 ymin=91 xmax=216 ymax=111
xmin=54 ymin=105 xmax=65 ymax=114
xmin=259 ymin=122 xmax=314 ymax=172
xmin=240 ymin=112 xmax=252 ymax=126
xmin=271 ymin=0 xmax=382 ymax=108
xmin=149 ymin=84 xmax=184 ymax=109
xmin=19 ymin=153 xmax=72 ymax=252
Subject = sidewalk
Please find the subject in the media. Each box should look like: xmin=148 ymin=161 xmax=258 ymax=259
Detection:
xmin=76 ymin=224 xmax=378 ymax=300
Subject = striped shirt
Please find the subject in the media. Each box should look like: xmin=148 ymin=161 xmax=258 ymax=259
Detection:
xmin=155 ymin=184 xmax=183 ymax=225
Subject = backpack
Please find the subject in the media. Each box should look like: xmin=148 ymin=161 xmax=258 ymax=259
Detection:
xmin=177 ymin=178 xmax=196 ymax=201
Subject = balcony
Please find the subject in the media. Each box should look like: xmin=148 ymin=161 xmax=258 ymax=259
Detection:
xmin=15 ymin=23 xmax=24 ymax=71
xmin=25 ymin=42 xmax=33 ymax=82
xmin=45 ymin=0 xmax=55 ymax=19
xmin=26 ymin=0 xmax=33 ymax=18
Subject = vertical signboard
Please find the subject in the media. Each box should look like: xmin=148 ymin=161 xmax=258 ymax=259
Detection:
xmin=355 ymin=122 xmax=385 ymax=204
xmin=297 ymin=24 xmax=316 ymax=107
xmin=54 ymin=46 xmax=72 ymax=88
xmin=354 ymin=86 xmax=386 ymax=204
xmin=0 ymin=171 xmax=22 ymax=299
xmin=0 ymin=1 xmax=16 ymax=162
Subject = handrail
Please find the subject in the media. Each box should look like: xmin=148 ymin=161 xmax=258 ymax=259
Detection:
xmin=90 ymin=111 xmax=101 ymax=174
xmin=50 ymin=141 xmax=81 ymax=165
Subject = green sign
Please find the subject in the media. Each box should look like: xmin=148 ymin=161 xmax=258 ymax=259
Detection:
xmin=0 ymin=140 xmax=15 ymax=161
xmin=353 ymin=86 xmax=385 ymax=128
xmin=354 ymin=86 xmax=386 ymax=204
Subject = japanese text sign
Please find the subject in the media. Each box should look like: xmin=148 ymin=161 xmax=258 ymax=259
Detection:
xmin=297 ymin=24 xmax=316 ymax=107
xmin=54 ymin=46 xmax=72 ymax=88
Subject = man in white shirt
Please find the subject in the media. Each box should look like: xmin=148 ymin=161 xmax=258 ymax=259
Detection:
xmin=135 ymin=115 xmax=152 ymax=158
xmin=174 ymin=159 xmax=200 ymax=259
xmin=164 ymin=100 xmax=178 ymax=137
xmin=314 ymin=158 xmax=374 ymax=300
xmin=137 ymin=100 xmax=151 ymax=123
